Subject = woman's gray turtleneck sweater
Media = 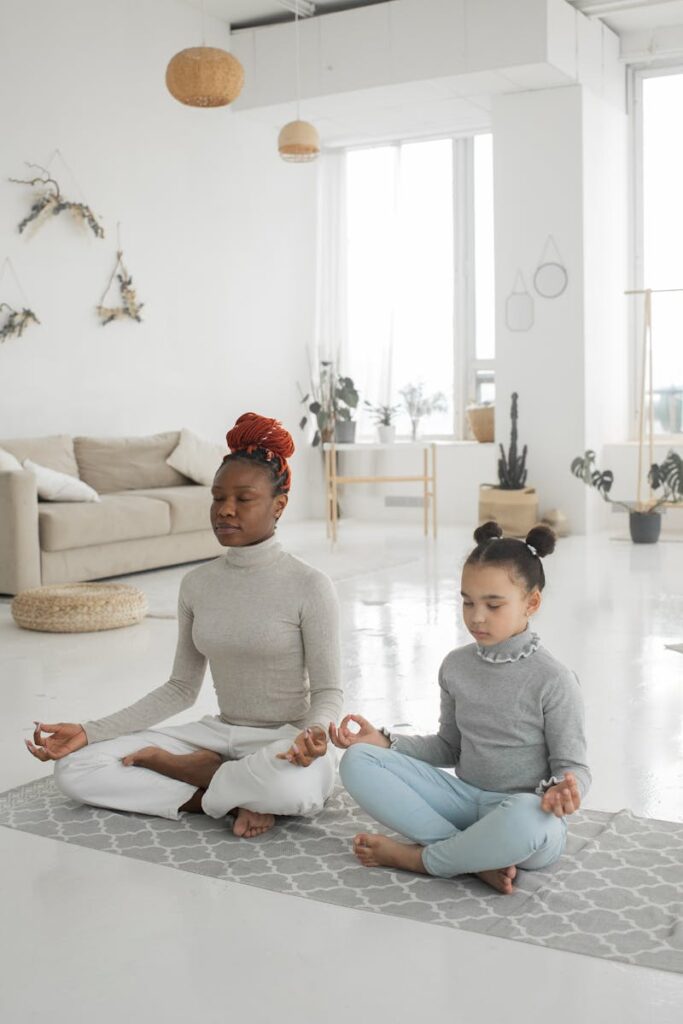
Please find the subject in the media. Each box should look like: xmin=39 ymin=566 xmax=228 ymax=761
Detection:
xmin=83 ymin=536 xmax=342 ymax=744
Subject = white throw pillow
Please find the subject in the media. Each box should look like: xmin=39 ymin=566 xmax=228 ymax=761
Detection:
xmin=166 ymin=428 xmax=225 ymax=486
xmin=23 ymin=458 xmax=100 ymax=502
xmin=0 ymin=447 xmax=22 ymax=472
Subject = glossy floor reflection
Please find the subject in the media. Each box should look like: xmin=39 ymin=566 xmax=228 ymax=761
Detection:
xmin=1 ymin=521 xmax=682 ymax=1022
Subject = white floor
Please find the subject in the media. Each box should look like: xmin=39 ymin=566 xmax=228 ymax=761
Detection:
xmin=1 ymin=521 xmax=682 ymax=1023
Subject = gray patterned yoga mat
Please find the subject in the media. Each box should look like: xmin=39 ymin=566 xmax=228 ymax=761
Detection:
xmin=1 ymin=778 xmax=682 ymax=974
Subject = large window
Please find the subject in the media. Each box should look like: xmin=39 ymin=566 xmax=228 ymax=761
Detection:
xmin=345 ymin=134 xmax=495 ymax=438
xmin=638 ymin=71 xmax=683 ymax=435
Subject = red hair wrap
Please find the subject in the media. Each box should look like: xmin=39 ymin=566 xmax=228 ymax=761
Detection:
xmin=226 ymin=412 xmax=295 ymax=493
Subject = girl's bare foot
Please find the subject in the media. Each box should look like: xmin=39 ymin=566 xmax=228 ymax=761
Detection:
xmin=352 ymin=833 xmax=426 ymax=873
xmin=233 ymin=807 xmax=275 ymax=838
xmin=122 ymin=746 xmax=222 ymax=790
xmin=476 ymin=865 xmax=517 ymax=894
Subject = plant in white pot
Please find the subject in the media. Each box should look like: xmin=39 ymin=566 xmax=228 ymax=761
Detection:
xmin=570 ymin=448 xmax=683 ymax=543
xmin=364 ymin=401 xmax=401 ymax=444
xmin=479 ymin=392 xmax=538 ymax=536
xmin=399 ymin=382 xmax=447 ymax=440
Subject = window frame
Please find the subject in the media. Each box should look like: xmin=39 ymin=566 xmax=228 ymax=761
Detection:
xmin=341 ymin=129 xmax=494 ymax=441
xmin=631 ymin=61 xmax=683 ymax=442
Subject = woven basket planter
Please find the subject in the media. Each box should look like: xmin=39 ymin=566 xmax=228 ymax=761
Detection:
xmin=479 ymin=485 xmax=539 ymax=538
xmin=466 ymin=405 xmax=494 ymax=443
xmin=11 ymin=583 xmax=148 ymax=634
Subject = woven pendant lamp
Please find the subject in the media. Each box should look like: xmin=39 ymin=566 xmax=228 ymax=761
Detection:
xmin=166 ymin=46 xmax=244 ymax=108
xmin=278 ymin=119 xmax=320 ymax=162
xmin=165 ymin=1 xmax=244 ymax=109
xmin=278 ymin=4 xmax=319 ymax=163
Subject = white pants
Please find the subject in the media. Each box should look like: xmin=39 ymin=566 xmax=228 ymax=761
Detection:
xmin=54 ymin=716 xmax=338 ymax=821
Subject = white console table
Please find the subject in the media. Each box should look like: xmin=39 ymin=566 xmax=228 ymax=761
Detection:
xmin=322 ymin=441 xmax=438 ymax=543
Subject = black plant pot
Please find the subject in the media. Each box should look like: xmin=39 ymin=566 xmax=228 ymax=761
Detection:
xmin=628 ymin=510 xmax=661 ymax=544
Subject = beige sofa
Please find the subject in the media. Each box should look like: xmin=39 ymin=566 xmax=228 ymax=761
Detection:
xmin=0 ymin=432 xmax=221 ymax=595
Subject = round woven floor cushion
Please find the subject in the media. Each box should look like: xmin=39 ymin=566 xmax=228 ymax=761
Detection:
xmin=11 ymin=583 xmax=148 ymax=633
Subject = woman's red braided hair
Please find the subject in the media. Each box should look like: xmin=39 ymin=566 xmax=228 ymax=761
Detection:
xmin=225 ymin=412 xmax=295 ymax=493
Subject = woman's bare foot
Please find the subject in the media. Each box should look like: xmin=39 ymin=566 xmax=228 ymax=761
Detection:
xmin=476 ymin=865 xmax=517 ymax=894
xmin=352 ymin=833 xmax=426 ymax=873
xmin=232 ymin=807 xmax=275 ymax=838
xmin=122 ymin=746 xmax=222 ymax=790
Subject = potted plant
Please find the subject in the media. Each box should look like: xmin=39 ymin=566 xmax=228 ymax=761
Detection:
xmin=299 ymin=360 xmax=336 ymax=447
xmin=364 ymin=401 xmax=401 ymax=444
xmin=466 ymin=401 xmax=494 ymax=443
xmin=399 ymin=382 xmax=448 ymax=440
xmin=299 ymin=363 xmax=360 ymax=446
xmin=479 ymin=392 xmax=538 ymax=536
xmin=570 ymin=448 xmax=683 ymax=544
xmin=334 ymin=374 xmax=360 ymax=443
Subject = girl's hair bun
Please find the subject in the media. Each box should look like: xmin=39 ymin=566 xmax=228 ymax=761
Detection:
xmin=227 ymin=412 xmax=295 ymax=460
xmin=526 ymin=524 xmax=556 ymax=558
xmin=473 ymin=520 xmax=503 ymax=545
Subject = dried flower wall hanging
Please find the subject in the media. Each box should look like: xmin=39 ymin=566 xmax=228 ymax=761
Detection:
xmin=0 ymin=304 xmax=40 ymax=342
xmin=0 ymin=258 xmax=40 ymax=343
xmin=10 ymin=163 xmax=104 ymax=239
xmin=96 ymin=250 xmax=144 ymax=325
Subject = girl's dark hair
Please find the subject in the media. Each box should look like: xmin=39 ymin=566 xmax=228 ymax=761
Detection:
xmin=218 ymin=412 xmax=295 ymax=496
xmin=465 ymin=520 xmax=556 ymax=591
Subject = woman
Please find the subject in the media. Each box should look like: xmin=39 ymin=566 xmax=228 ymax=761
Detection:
xmin=26 ymin=413 xmax=342 ymax=838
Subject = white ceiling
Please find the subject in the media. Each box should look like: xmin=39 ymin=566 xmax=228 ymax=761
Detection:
xmin=568 ymin=1 xmax=683 ymax=33
xmin=185 ymin=0 xmax=382 ymax=30
xmin=181 ymin=1 xmax=683 ymax=33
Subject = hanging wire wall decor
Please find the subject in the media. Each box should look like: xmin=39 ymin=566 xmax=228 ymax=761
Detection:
xmin=0 ymin=258 xmax=40 ymax=343
xmin=96 ymin=234 xmax=143 ymax=326
xmin=9 ymin=153 xmax=104 ymax=239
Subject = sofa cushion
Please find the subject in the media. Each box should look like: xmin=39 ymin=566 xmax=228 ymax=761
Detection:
xmin=0 ymin=448 xmax=22 ymax=472
xmin=39 ymin=493 xmax=171 ymax=552
xmin=166 ymin=428 xmax=225 ymax=486
xmin=23 ymin=459 xmax=100 ymax=502
xmin=0 ymin=435 xmax=79 ymax=477
xmin=74 ymin=432 xmax=190 ymax=493
xmin=134 ymin=486 xmax=212 ymax=534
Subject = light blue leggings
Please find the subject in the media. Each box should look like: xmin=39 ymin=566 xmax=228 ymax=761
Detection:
xmin=340 ymin=744 xmax=567 ymax=878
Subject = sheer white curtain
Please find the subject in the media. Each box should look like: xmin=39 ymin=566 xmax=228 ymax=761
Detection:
xmin=314 ymin=150 xmax=348 ymax=370
xmin=345 ymin=140 xmax=455 ymax=436
xmin=315 ymin=141 xmax=456 ymax=436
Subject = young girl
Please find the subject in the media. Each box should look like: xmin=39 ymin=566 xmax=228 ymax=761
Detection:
xmin=330 ymin=521 xmax=590 ymax=895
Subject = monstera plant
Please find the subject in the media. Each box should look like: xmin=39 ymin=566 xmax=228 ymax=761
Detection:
xmin=570 ymin=448 xmax=683 ymax=544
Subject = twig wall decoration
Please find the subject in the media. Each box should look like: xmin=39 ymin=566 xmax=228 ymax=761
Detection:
xmin=0 ymin=258 xmax=40 ymax=343
xmin=96 ymin=249 xmax=144 ymax=325
xmin=9 ymin=163 xmax=104 ymax=238
xmin=0 ymin=304 xmax=40 ymax=342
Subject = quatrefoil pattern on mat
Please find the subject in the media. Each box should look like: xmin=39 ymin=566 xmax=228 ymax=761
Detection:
xmin=1 ymin=779 xmax=681 ymax=974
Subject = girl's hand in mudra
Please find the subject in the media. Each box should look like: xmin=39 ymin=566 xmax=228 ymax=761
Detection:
xmin=25 ymin=722 xmax=87 ymax=762
xmin=540 ymin=772 xmax=581 ymax=818
xmin=329 ymin=714 xmax=390 ymax=750
xmin=276 ymin=727 xmax=327 ymax=767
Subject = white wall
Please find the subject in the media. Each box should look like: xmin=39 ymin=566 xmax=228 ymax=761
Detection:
xmin=492 ymin=82 xmax=628 ymax=533
xmin=0 ymin=0 xmax=318 ymax=519
xmin=493 ymin=86 xmax=588 ymax=530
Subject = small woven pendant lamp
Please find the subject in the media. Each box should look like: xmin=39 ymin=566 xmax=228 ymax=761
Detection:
xmin=278 ymin=119 xmax=320 ymax=162
xmin=278 ymin=4 xmax=319 ymax=162
xmin=165 ymin=1 xmax=244 ymax=108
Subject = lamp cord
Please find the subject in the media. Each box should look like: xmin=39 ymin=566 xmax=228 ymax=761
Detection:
xmin=295 ymin=3 xmax=301 ymax=121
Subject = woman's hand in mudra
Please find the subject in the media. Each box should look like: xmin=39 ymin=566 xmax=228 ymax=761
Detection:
xmin=25 ymin=722 xmax=87 ymax=762
xmin=329 ymin=714 xmax=390 ymax=750
xmin=276 ymin=726 xmax=328 ymax=768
